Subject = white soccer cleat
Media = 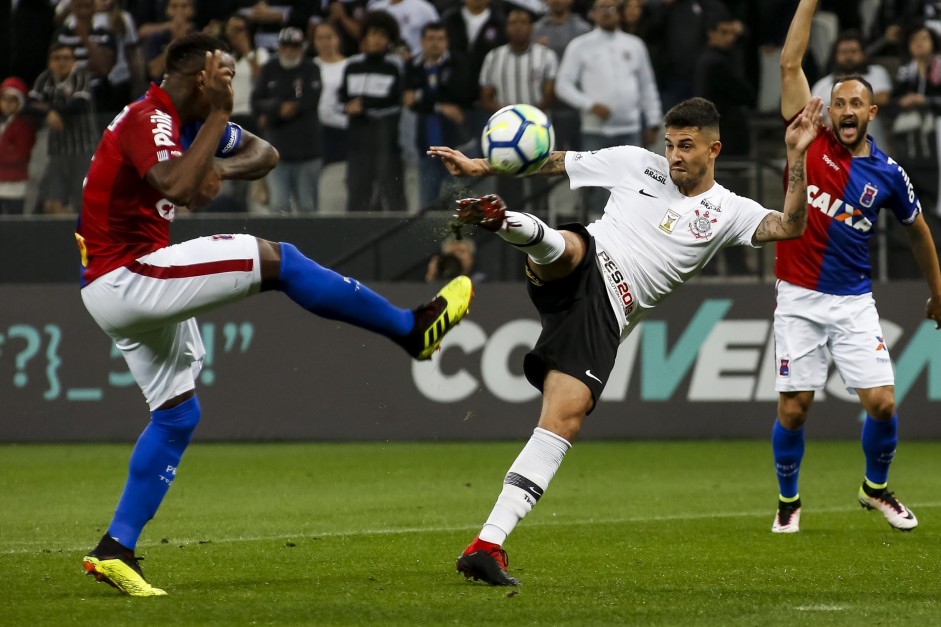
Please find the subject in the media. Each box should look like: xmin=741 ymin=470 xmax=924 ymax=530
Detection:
xmin=771 ymin=498 xmax=801 ymax=533
xmin=858 ymin=485 xmax=918 ymax=531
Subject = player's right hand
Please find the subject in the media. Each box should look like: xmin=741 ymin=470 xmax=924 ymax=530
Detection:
xmin=201 ymin=50 xmax=234 ymax=114
xmin=427 ymin=146 xmax=493 ymax=176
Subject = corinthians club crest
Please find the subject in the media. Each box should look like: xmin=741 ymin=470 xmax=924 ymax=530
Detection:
xmin=688 ymin=209 xmax=718 ymax=240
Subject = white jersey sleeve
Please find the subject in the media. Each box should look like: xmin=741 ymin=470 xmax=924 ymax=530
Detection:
xmin=565 ymin=146 xmax=649 ymax=191
xmin=722 ymin=192 xmax=775 ymax=249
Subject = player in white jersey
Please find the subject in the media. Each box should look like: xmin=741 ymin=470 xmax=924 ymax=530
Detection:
xmin=427 ymin=96 xmax=824 ymax=586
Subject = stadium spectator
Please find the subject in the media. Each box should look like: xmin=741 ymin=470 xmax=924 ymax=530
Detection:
xmin=94 ymin=0 xmax=146 ymax=112
xmin=811 ymin=30 xmax=893 ymax=149
xmin=620 ymin=0 xmax=650 ymax=40
xmin=229 ymin=1 xmax=300 ymax=51
xmin=225 ymin=14 xmax=269 ymax=134
xmin=53 ymin=0 xmax=117 ymax=117
xmin=404 ymin=22 xmax=476 ymax=207
xmin=769 ymin=0 xmax=941 ymax=536
xmin=368 ymin=0 xmax=441 ymax=57
xmin=253 ymin=26 xmax=323 ymax=213
xmin=142 ymin=0 xmax=196 ymax=82
xmin=322 ymin=0 xmax=369 ymax=58
xmin=694 ymin=10 xmax=755 ymax=276
xmin=695 ymin=12 xmax=754 ymax=157
xmin=0 ymin=77 xmax=38 ymax=215
xmin=340 ymin=11 xmax=408 ymax=212
xmin=532 ymin=0 xmax=591 ymax=152
xmin=479 ymin=8 xmax=558 ymax=214
xmin=425 ymin=234 xmax=486 ymax=282
xmin=76 ymin=33 xmax=472 ymax=597
xmin=441 ymin=0 xmax=506 ymax=90
xmin=29 ymin=42 xmax=99 ymax=215
xmin=888 ymin=20 xmax=941 ymax=215
xmin=647 ymin=0 xmax=728 ymax=110
xmin=555 ymin=0 xmax=661 ymax=214
xmin=311 ymin=21 xmax=349 ymax=166
xmin=428 ymin=95 xmax=821 ymax=586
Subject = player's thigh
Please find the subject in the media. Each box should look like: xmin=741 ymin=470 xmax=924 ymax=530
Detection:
xmin=773 ymin=282 xmax=830 ymax=392
xmin=113 ymin=318 xmax=205 ymax=410
xmin=829 ymin=293 xmax=894 ymax=390
xmin=82 ymin=234 xmax=262 ymax=335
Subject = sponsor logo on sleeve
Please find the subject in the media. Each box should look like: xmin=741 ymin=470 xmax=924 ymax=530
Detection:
xmin=151 ymin=109 xmax=175 ymax=147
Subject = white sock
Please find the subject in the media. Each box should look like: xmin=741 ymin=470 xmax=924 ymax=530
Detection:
xmin=497 ymin=211 xmax=566 ymax=266
xmin=478 ymin=427 xmax=571 ymax=545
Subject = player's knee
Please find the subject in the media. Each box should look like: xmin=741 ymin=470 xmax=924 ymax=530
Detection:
xmin=151 ymin=395 xmax=202 ymax=435
xmin=777 ymin=394 xmax=811 ymax=428
xmin=864 ymin=395 xmax=895 ymax=420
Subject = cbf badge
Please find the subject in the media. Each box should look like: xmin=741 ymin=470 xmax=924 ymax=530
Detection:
xmin=688 ymin=209 xmax=717 ymax=240
xmin=860 ymin=183 xmax=879 ymax=208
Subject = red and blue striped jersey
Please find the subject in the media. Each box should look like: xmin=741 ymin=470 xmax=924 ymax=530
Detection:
xmin=776 ymin=125 xmax=921 ymax=295
xmin=77 ymin=84 xmax=241 ymax=287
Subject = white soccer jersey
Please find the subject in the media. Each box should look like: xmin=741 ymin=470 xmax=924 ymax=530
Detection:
xmin=566 ymin=146 xmax=773 ymax=337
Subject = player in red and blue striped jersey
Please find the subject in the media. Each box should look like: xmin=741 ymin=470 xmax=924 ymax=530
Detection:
xmin=77 ymin=33 xmax=473 ymax=597
xmin=771 ymin=0 xmax=941 ymax=534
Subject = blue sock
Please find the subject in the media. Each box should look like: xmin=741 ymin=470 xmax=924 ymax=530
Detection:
xmin=861 ymin=414 xmax=897 ymax=486
xmin=108 ymin=396 xmax=201 ymax=549
xmin=278 ymin=242 xmax=413 ymax=338
xmin=772 ymin=419 xmax=804 ymax=499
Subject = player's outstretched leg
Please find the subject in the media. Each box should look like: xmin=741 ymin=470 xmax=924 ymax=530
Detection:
xmin=395 ymin=275 xmax=473 ymax=360
xmin=277 ymin=243 xmax=472 ymax=360
xmin=83 ymin=534 xmax=166 ymax=597
xmin=454 ymin=195 xmax=566 ymax=265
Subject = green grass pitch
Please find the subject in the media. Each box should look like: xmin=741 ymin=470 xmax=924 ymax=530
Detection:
xmin=2 ymin=440 xmax=938 ymax=625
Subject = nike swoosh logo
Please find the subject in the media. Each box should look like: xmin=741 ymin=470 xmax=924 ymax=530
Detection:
xmin=639 ymin=189 xmax=657 ymax=198
xmin=585 ymin=369 xmax=603 ymax=384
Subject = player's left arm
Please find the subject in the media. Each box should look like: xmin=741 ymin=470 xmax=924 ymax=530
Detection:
xmin=754 ymin=97 xmax=823 ymax=243
xmin=215 ymin=128 xmax=279 ymax=181
xmin=904 ymin=214 xmax=941 ymax=328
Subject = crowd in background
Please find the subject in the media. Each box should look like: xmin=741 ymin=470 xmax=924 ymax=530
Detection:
xmin=3 ymin=0 xmax=941 ymax=252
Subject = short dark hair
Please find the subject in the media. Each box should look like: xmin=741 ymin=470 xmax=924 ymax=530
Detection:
xmin=664 ymin=97 xmax=720 ymax=133
xmin=363 ymin=10 xmax=401 ymax=44
xmin=831 ymin=73 xmax=875 ymax=102
xmin=48 ymin=41 xmax=74 ymax=56
xmin=834 ymin=29 xmax=865 ymax=51
xmin=165 ymin=33 xmax=231 ymax=75
xmin=421 ymin=21 xmax=446 ymax=38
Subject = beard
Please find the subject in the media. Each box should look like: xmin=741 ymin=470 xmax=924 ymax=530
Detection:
xmin=279 ymin=55 xmax=302 ymax=70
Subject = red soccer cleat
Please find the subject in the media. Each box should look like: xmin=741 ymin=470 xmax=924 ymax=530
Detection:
xmin=456 ymin=537 xmax=520 ymax=586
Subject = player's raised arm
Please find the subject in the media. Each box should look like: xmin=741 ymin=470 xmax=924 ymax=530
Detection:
xmin=780 ymin=0 xmax=816 ymax=121
xmin=427 ymin=146 xmax=568 ymax=177
xmin=146 ymin=51 xmax=233 ymax=206
xmin=754 ymin=97 xmax=823 ymax=243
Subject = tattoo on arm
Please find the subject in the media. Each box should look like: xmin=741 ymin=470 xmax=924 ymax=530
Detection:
xmin=754 ymin=153 xmax=807 ymax=243
xmin=534 ymin=151 xmax=567 ymax=176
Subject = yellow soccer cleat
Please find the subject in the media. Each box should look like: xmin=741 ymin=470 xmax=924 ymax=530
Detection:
xmin=399 ymin=275 xmax=474 ymax=360
xmin=83 ymin=551 xmax=167 ymax=597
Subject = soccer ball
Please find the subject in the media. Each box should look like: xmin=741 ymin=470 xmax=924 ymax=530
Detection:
xmin=481 ymin=104 xmax=555 ymax=176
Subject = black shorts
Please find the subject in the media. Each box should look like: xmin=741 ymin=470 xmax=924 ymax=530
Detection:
xmin=523 ymin=224 xmax=620 ymax=412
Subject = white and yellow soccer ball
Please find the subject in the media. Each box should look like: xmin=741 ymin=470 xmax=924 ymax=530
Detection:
xmin=481 ymin=104 xmax=555 ymax=176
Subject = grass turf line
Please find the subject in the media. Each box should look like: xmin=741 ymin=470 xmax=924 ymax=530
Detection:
xmin=1 ymin=440 xmax=938 ymax=626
